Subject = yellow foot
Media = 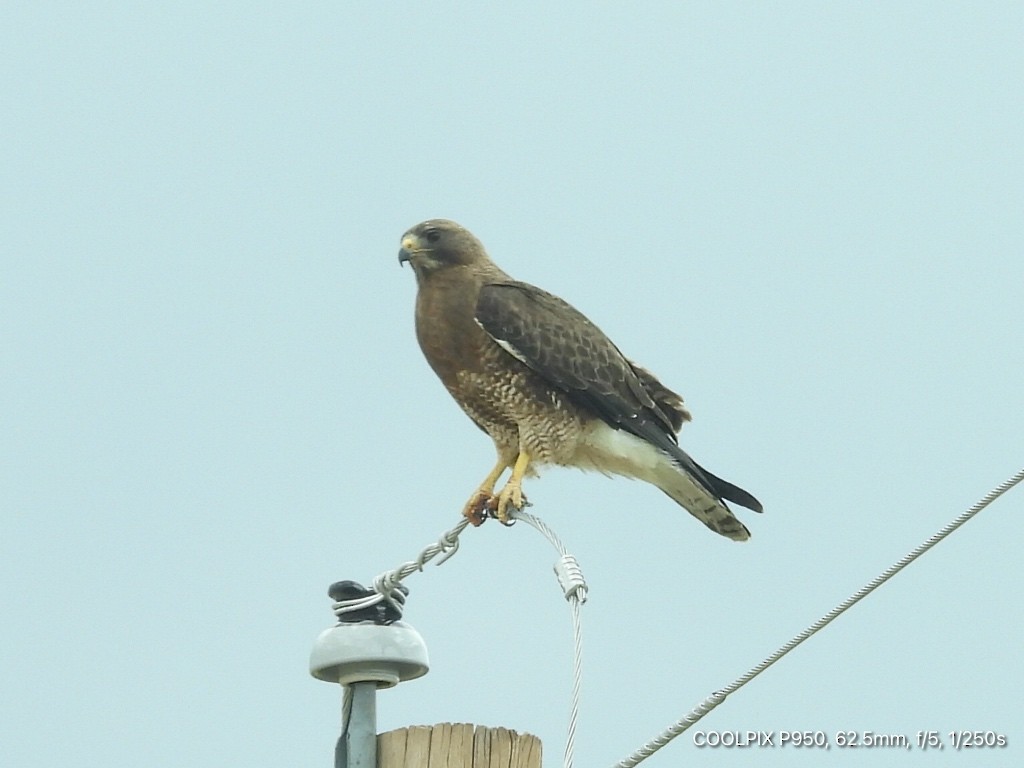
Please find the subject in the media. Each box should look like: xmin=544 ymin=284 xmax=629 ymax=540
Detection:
xmin=495 ymin=481 xmax=527 ymax=525
xmin=462 ymin=489 xmax=497 ymax=527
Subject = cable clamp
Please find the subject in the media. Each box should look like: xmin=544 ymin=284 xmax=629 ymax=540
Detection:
xmin=554 ymin=553 xmax=588 ymax=604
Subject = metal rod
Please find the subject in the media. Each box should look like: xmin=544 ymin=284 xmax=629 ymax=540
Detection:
xmin=340 ymin=681 xmax=377 ymax=768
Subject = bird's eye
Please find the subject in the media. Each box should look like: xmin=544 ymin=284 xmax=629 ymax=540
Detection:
xmin=425 ymin=229 xmax=441 ymax=243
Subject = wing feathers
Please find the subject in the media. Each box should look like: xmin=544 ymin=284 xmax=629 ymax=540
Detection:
xmin=475 ymin=279 xmax=762 ymax=536
xmin=475 ymin=282 xmax=679 ymax=438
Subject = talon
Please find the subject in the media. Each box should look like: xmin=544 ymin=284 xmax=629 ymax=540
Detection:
xmin=463 ymin=490 xmax=496 ymax=527
xmin=463 ymin=451 xmax=530 ymax=526
xmin=495 ymin=483 xmax=526 ymax=524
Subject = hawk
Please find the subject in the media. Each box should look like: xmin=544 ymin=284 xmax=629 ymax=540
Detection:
xmin=398 ymin=219 xmax=762 ymax=540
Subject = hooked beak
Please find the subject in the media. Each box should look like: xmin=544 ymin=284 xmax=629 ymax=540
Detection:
xmin=398 ymin=234 xmax=420 ymax=266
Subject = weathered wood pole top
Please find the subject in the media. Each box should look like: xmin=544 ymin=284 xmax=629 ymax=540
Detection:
xmin=378 ymin=723 xmax=541 ymax=768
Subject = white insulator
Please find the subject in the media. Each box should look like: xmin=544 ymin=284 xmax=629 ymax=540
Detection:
xmin=309 ymin=621 xmax=430 ymax=688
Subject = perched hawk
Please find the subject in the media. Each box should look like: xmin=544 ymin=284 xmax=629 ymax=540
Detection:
xmin=398 ymin=219 xmax=762 ymax=540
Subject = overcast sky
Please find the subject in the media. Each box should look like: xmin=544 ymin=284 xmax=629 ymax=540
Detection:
xmin=3 ymin=3 xmax=1022 ymax=767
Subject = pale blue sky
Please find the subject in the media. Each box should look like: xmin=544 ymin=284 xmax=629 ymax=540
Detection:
xmin=2 ymin=3 xmax=1022 ymax=767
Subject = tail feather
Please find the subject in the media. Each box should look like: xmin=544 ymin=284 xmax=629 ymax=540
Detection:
xmin=579 ymin=419 xmax=761 ymax=542
xmin=693 ymin=462 xmax=764 ymax=513
xmin=646 ymin=430 xmax=760 ymax=541
xmin=655 ymin=462 xmax=752 ymax=542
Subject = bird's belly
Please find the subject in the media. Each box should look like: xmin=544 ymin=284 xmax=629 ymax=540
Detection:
xmin=452 ymin=366 xmax=588 ymax=466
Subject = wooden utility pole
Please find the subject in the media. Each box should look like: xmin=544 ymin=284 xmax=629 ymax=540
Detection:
xmin=378 ymin=723 xmax=541 ymax=768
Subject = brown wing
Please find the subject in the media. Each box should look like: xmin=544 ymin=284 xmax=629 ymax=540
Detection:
xmin=628 ymin=360 xmax=691 ymax=432
xmin=475 ymin=282 xmax=678 ymax=437
xmin=474 ymin=281 xmax=762 ymax=514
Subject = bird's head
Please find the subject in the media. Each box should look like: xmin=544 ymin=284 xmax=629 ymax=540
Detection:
xmin=398 ymin=219 xmax=488 ymax=279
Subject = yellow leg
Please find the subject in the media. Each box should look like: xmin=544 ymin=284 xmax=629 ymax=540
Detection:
xmin=462 ymin=455 xmax=512 ymax=526
xmin=495 ymin=451 xmax=531 ymax=523
xmin=478 ymin=458 xmax=510 ymax=495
